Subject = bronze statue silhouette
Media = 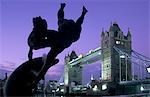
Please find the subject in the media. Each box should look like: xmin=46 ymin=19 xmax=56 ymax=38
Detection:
xmin=4 ymin=3 xmax=87 ymax=96
xmin=28 ymin=3 xmax=87 ymax=81
xmin=28 ymin=3 xmax=87 ymax=61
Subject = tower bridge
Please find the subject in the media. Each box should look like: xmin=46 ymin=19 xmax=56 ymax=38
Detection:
xmin=63 ymin=23 xmax=150 ymax=95
xmin=64 ymin=46 xmax=150 ymax=84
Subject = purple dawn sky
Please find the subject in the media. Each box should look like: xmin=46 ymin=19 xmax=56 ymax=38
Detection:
xmin=0 ymin=0 xmax=150 ymax=82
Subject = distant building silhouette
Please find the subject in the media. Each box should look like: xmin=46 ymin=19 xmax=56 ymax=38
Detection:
xmin=0 ymin=73 xmax=8 ymax=97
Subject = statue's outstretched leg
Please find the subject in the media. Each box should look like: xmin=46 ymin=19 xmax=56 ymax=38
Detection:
xmin=58 ymin=3 xmax=66 ymax=31
xmin=70 ymin=6 xmax=88 ymax=42
xmin=76 ymin=6 xmax=88 ymax=27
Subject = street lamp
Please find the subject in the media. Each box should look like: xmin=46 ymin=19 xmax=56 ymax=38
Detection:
xmin=147 ymin=65 xmax=150 ymax=73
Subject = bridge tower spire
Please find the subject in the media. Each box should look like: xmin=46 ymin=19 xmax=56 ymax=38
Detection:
xmin=101 ymin=22 xmax=132 ymax=82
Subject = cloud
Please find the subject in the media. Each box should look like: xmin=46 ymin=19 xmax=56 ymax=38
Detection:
xmin=4 ymin=61 xmax=16 ymax=66
xmin=0 ymin=61 xmax=17 ymax=71
xmin=46 ymin=64 xmax=64 ymax=78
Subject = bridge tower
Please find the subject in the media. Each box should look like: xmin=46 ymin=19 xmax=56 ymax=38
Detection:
xmin=101 ymin=22 xmax=132 ymax=82
xmin=64 ymin=51 xmax=82 ymax=86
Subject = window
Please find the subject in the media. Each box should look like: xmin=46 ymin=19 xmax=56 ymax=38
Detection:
xmin=116 ymin=40 xmax=120 ymax=44
xmin=102 ymin=84 xmax=107 ymax=90
xmin=121 ymin=42 xmax=124 ymax=45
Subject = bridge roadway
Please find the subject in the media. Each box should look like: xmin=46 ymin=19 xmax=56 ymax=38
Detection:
xmin=68 ymin=47 xmax=102 ymax=66
xmin=119 ymin=79 xmax=150 ymax=85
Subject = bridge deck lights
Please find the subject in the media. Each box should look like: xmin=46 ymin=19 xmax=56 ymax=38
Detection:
xmin=79 ymin=54 xmax=83 ymax=58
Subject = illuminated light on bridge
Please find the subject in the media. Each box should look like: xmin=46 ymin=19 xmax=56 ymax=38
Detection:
xmin=88 ymin=50 xmax=93 ymax=54
xmin=56 ymin=88 xmax=59 ymax=92
xmin=78 ymin=54 xmax=83 ymax=58
xmin=59 ymin=83 xmax=64 ymax=85
xmin=140 ymin=86 xmax=144 ymax=91
xmin=90 ymin=74 xmax=94 ymax=80
xmin=102 ymin=84 xmax=107 ymax=90
xmin=120 ymin=54 xmax=125 ymax=58
xmin=93 ymin=85 xmax=98 ymax=91
xmin=116 ymin=40 xmax=121 ymax=44
xmin=44 ymin=37 xmax=48 ymax=40
xmin=147 ymin=65 xmax=150 ymax=73
xmin=60 ymin=88 xmax=64 ymax=92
